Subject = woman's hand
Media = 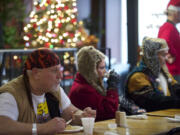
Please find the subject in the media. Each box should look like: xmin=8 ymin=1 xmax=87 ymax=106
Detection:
xmin=166 ymin=53 xmax=175 ymax=64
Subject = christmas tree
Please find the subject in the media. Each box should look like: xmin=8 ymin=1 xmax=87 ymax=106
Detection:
xmin=23 ymin=0 xmax=84 ymax=49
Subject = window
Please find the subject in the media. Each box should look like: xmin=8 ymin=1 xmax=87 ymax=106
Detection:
xmin=138 ymin=0 xmax=169 ymax=45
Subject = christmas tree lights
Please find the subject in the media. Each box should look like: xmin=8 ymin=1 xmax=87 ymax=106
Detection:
xmin=23 ymin=0 xmax=84 ymax=49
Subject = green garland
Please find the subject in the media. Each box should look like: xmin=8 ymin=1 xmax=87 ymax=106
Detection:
xmin=0 ymin=0 xmax=25 ymax=49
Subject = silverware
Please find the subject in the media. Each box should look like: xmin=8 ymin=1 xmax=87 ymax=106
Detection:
xmin=66 ymin=119 xmax=72 ymax=125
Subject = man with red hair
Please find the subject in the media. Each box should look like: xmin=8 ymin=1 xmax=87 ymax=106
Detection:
xmin=158 ymin=0 xmax=180 ymax=83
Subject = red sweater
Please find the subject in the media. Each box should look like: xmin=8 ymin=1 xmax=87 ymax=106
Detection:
xmin=158 ymin=22 xmax=180 ymax=75
xmin=69 ymin=73 xmax=119 ymax=121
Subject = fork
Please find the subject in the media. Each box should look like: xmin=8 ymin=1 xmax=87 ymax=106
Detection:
xmin=66 ymin=119 xmax=72 ymax=125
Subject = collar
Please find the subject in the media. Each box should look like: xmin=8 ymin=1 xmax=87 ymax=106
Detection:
xmin=167 ymin=19 xmax=175 ymax=25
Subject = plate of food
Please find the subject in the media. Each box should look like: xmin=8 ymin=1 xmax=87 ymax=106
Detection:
xmin=62 ymin=125 xmax=83 ymax=133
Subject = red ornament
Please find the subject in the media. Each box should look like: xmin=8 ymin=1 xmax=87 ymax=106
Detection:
xmin=57 ymin=8 xmax=62 ymax=11
xmin=60 ymin=40 xmax=64 ymax=44
xmin=36 ymin=5 xmax=40 ymax=10
xmin=45 ymin=42 xmax=50 ymax=48
xmin=64 ymin=6 xmax=69 ymax=10
xmin=69 ymin=33 xmax=74 ymax=38
xmin=27 ymin=33 xmax=32 ymax=38
xmin=71 ymin=19 xmax=77 ymax=23
xmin=49 ymin=19 xmax=54 ymax=21
xmin=47 ymin=0 xmax=51 ymax=4
xmin=58 ymin=23 xmax=62 ymax=28
xmin=33 ymin=24 xmax=37 ymax=28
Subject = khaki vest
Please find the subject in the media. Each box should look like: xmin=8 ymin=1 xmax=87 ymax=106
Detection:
xmin=0 ymin=75 xmax=61 ymax=123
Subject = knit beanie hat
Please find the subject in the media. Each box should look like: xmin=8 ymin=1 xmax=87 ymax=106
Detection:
xmin=24 ymin=48 xmax=60 ymax=71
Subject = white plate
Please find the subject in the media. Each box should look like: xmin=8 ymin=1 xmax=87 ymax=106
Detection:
xmin=62 ymin=126 xmax=83 ymax=133
xmin=104 ymin=131 xmax=119 ymax=135
xmin=166 ymin=117 xmax=180 ymax=123
xmin=126 ymin=114 xmax=148 ymax=120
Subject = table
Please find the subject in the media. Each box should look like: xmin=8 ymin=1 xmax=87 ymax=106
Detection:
xmin=57 ymin=109 xmax=180 ymax=135
xmin=146 ymin=109 xmax=180 ymax=118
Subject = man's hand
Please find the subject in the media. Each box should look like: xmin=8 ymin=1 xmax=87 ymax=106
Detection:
xmin=71 ymin=107 xmax=96 ymax=125
xmin=0 ymin=116 xmax=66 ymax=135
xmin=82 ymin=107 xmax=96 ymax=118
xmin=40 ymin=117 xmax=66 ymax=134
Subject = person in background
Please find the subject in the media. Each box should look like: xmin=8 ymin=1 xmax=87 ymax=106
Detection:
xmin=69 ymin=46 xmax=144 ymax=121
xmin=158 ymin=0 xmax=180 ymax=83
xmin=125 ymin=37 xmax=180 ymax=112
xmin=0 ymin=48 xmax=96 ymax=135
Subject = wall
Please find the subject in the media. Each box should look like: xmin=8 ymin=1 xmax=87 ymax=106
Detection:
xmin=77 ymin=0 xmax=128 ymax=64
xmin=106 ymin=0 xmax=127 ymax=64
